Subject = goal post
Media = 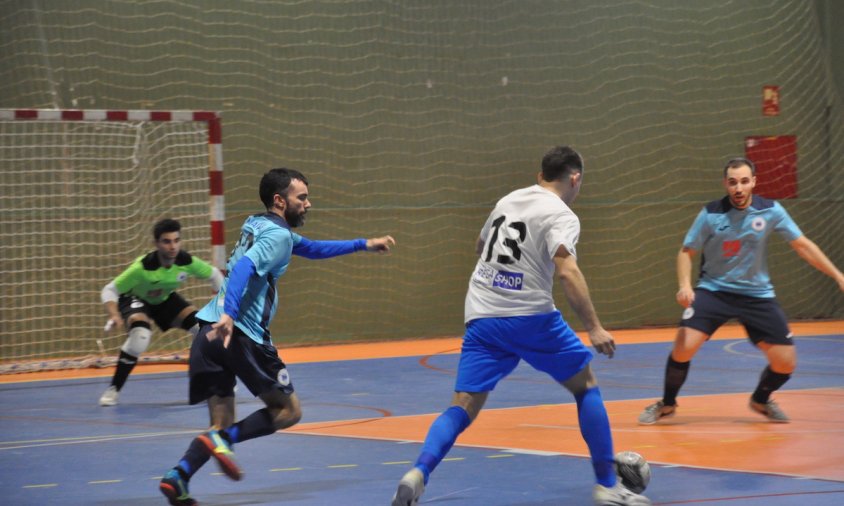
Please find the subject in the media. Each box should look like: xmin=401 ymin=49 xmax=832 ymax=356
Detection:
xmin=0 ymin=109 xmax=225 ymax=373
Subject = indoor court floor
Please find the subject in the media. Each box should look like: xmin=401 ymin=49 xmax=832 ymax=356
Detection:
xmin=1 ymin=321 xmax=842 ymax=505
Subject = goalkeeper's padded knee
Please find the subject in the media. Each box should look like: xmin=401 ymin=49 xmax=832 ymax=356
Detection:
xmin=121 ymin=321 xmax=152 ymax=357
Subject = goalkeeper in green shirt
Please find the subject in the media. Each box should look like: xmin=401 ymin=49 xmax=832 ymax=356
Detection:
xmin=99 ymin=218 xmax=223 ymax=406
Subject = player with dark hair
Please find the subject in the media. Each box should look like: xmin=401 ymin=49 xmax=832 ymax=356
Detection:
xmin=159 ymin=168 xmax=395 ymax=506
xmin=391 ymin=146 xmax=651 ymax=506
xmin=99 ymin=218 xmax=223 ymax=406
xmin=638 ymin=157 xmax=844 ymax=425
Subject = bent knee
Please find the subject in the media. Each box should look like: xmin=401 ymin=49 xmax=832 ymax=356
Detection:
xmin=271 ymin=404 xmax=302 ymax=430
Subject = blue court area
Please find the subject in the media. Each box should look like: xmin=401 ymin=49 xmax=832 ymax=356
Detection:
xmin=1 ymin=332 xmax=843 ymax=505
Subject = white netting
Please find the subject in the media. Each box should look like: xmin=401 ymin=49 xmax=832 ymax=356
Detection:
xmin=0 ymin=115 xmax=214 ymax=373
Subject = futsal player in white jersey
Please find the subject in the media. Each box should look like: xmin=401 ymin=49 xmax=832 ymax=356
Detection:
xmin=638 ymin=158 xmax=844 ymax=425
xmin=391 ymin=146 xmax=651 ymax=506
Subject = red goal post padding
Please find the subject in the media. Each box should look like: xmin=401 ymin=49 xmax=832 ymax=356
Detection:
xmin=0 ymin=108 xmax=226 ymax=270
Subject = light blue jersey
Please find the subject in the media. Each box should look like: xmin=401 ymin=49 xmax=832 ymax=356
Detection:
xmin=198 ymin=212 xmax=367 ymax=344
xmin=198 ymin=213 xmax=301 ymax=343
xmin=684 ymin=196 xmax=802 ymax=298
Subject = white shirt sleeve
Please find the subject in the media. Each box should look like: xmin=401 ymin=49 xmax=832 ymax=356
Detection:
xmin=101 ymin=280 xmax=120 ymax=304
xmin=208 ymin=267 xmax=224 ymax=292
xmin=546 ymin=212 xmax=580 ymax=259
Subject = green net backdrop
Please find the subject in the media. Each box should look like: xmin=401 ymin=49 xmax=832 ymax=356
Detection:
xmin=1 ymin=0 xmax=841 ymax=367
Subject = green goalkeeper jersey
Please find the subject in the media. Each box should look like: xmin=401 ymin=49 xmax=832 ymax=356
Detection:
xmin=113 ymin=250 xmax=214 ymax=305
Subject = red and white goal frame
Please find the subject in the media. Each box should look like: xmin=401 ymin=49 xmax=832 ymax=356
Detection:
xmin=0 ymin=108 xmax=226 ymax=270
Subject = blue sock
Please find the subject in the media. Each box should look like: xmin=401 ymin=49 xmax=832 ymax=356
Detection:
xmin=177 ymin=437 xmax=211 ymax=479
xmin=414 ymin=405 xmax=471 ymax=484
xmin=575 ymin=387 xmax=616 ymax=487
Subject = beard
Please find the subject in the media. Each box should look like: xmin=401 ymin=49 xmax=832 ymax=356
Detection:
xmin=285 ymin=207 xmax=307 ymax=228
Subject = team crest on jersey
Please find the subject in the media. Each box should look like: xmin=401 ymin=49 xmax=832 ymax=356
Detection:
xmin=682 ymin=307 xmax=694 ymax=320
xmin=178 ymin=272 xmax=188 ymax=282
xmin=277 ymin=367 xmax=291 ymax=386
xmin=751 ymin=217 xmax=766 ymax=231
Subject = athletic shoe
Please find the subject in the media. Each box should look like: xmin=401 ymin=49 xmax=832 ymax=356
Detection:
xmin=749 ymin=398 xmax=790 ymax=423
xmin=391 ymin=467 xmax=425 ymax=506
xmin=593 ymin=482 xmax=652 ymax=506
xmin=637 ymin=400 xmax=676 ymax=425
xmin=99 ymin=386 xmax=119 ymax=406
xmin=159 ymin=468 xmax=198 ymax=506
xmin=197 ymin=430 xmax=242 ymax=480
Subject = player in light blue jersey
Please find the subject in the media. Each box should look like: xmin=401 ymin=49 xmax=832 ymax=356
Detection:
xmin=639 ymin=158 xmax=844 ymax=426
xmin=159 ymin=168 xmax=395 ymax=506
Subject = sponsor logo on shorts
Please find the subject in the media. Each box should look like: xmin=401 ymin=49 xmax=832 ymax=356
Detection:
xmin=751 ymin=217 xmax=766 ymax=231
xmin=277 ymin=368 xmax=291 ymax=386
xmin=786 ymin=332 xmax=793 ymax=339
xmin=682 ymin=307 xmax=694 ymax=320
xmin=130 ymin=300 xmax=144 ymax=309
xmin=492 ymin=270 xmax=524 ymax=290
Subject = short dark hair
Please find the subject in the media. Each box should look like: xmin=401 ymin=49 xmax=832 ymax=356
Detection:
xmin=540 ymin=145 xmax=584 ymax=182
xmin=723 ymin=157 xmax=756 ymax=177
xmin=259 ymin=168 xmax=309 ymax=209
xmin=153 ymin=218 xmax=181 ymax=241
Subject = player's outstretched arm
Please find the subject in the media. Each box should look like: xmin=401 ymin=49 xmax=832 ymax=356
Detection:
xmin=553 ymin=247 xmax=616 ymax=358
xmin=365 ymin=235 xmax=395 ymax=253
xmin=789 ymin=236 xmax=844 ymax=292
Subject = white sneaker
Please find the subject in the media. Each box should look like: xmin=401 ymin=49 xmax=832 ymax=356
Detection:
xmin=391 ymin=468 xmax=425 ymax=506
xmin=593 ymin=482 xmax=652 ymax=506
xmin=99 ymin=386 xmax=119 ymax=406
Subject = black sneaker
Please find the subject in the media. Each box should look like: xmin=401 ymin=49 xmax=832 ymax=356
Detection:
xmin=749 ymin=398 xmax=789 ymax=423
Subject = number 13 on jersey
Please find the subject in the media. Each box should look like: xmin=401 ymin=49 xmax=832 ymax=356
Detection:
xmin=484 ymin=215 xmax=526 ymax=265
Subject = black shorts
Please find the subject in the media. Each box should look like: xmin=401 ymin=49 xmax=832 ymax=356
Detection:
xmin=118 ymin=292 xmax=190 ymax=331
xmin=188 ymin=322 xmax=294 ymax=405
xmin=679 ymin=289 xmax=793 ymax=345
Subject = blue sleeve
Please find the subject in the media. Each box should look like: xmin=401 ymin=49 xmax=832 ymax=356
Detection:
xmin=292 ymin=236 xmax=368 ymax=259
xmin=223 ymin=255 xmax=256 ymax=319
xmin=682 ymin=208 xmax=709 ymax=250
xmin=772 ymin=202 xmax=803 ymax=241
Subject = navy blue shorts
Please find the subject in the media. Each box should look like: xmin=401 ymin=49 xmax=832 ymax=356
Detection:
xmin=188 ymin=322 xmax=294 ymax=405
xmin=455 ymin=311 xmax=593 ymax=392
xmin=118 ymin=292 xmax=190 ymax=331
xmin=680 ymin=289 xmax=793 ymax=345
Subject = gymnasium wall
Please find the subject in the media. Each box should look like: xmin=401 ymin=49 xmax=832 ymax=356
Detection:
xmin=2 ymin=0 xmax=841 ymax=348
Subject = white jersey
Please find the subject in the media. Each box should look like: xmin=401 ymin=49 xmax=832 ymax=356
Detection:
xmin=464 ymin=184 xmax=580 ymax=322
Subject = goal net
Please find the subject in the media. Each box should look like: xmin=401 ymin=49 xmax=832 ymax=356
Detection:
xmin=0 ymin=109 xmax=225 ymax=373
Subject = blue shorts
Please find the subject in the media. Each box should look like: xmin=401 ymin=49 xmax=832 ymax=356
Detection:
xmin=188 ymin=322 xmax=294 ymax=405
xmin=680 ymin=289 xmax=793 ymax=345
xmin=455 ymin=311 xmax=593 ymax=393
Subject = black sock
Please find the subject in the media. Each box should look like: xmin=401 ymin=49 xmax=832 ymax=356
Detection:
xmin=178 ymin=436 xmax=212 ymax=479
xmin=751 ymin=366 xmax=791 ymax=404
xmin=226 ymin=408 xmax=276 ymax=444
xmin=663 ymin=355 xmax=690 ymax=406
xmin=111 ymin=351 xmax=138 ymax=390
